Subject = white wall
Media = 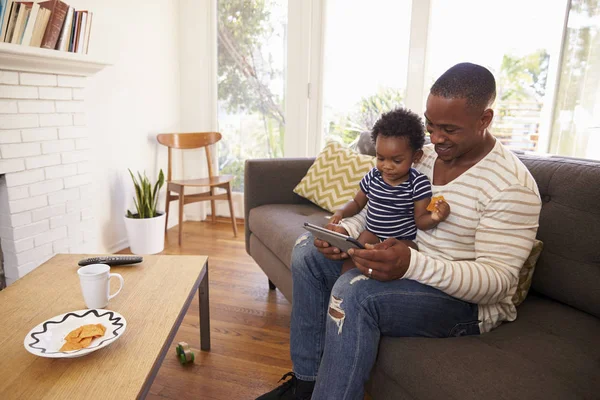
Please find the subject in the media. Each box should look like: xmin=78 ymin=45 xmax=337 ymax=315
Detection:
xmin=177 ymin=0 xmax=216 ymax=222
xmin=67 ymin=0 xmax=181 ymax=252
xmin=177 ymin=0 xmax=244 ymax=223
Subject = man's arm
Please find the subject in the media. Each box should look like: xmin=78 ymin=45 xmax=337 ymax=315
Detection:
xmin=350 ymin=184 xmax=541 ymax=304
xmin=404 ymin=184 xmax=541 ymax=304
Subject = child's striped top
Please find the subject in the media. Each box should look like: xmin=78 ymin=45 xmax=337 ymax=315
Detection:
xmin=360 ymin=167 xmax=432 ymax=240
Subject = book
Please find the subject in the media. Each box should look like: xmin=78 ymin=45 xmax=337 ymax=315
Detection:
xmin=75 ymin=9 xmax=84 ymax=53
xmin=29 ymin=6 xmax=49 ymax=47
xmin=68 ymin=7 xmax=79 ymax=52
xmin=0 ymin=0 xmax=15 ymax=42
xmin=54 ymin=3 xmax=71 ymax=50
xmin=39 ymin=0 xmax=67 ymax=49
xmin=0 ymin=0 xmax=8 ymax=37
xmin=68 ymin=8 xmax=77 ymax=52
xmin=0 ymin=0 xmax=93 ymax=53
xmin=11 ymin=1 xmax=32 ymax=44
xmin=4 ymin=1 xmax=21 ymax=42
xmin=3 ymin=1 xmax=19 ymax=42
xmin=83 ymin=10 xmax=91 ymax=54
xmin=8 ymin=1 xmax=23 ymax=43
xmin=20 ymin=1 xmax=38 ymax=45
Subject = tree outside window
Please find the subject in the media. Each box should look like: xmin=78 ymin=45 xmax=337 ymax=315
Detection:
xmin=217 ymin=0 xmax=287 ymax=192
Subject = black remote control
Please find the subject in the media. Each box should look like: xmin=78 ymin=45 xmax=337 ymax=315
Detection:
xmin=78 ymin=256 xmax=143 ymax=267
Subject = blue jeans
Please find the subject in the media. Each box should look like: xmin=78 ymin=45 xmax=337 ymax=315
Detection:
xmin=290 ymin=233 xmax=480 ymax=400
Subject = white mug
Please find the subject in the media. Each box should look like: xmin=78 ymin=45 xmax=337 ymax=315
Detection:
xmin=77 ymin=264 xmax=124 ymax=309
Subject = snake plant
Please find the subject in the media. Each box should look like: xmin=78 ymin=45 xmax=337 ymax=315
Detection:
xmin=126 ymin=169 xmax=165 ymax=219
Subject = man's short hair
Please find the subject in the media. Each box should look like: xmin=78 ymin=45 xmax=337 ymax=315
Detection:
xmin=371 ymin=108 xmax=425 ymax=152
xmin=430 ymin=63 xmax=496 ymax=111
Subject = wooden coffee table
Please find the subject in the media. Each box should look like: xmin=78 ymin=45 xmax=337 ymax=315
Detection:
xmin=0 ymin=254 xmax=210 ymax=400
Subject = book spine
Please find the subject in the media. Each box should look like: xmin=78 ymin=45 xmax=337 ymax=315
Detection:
xmin=0 ymin=0 xmax=8 ymax=38
xmin=41 ymin=0 xmax=67 ymax=49
xmin=9 ymin=2 xmax=25 ymax=44
xmin=75 ymin=10 xmax=85 ymax=53
xmin=68 ymin=9 xmax=77 ymax=52
xmin=0 ymin=0 xmax=14 ymax=42
xmin=30 ymin=8 xmax=44 ymax=47
xmin=18 ymin=6 xmax=31 ymax=43
xmin=4 ymin=2 xmax=19 ymax=42
xmin=20 ymin=2 xmax=38 ymax=45
xmin=59 ymin=5 xmax=71 ymax=51
xmin=83 ymin=10 xmax=91 ymax=54
xmin=55 ymin=4 xmax=72 ymax=50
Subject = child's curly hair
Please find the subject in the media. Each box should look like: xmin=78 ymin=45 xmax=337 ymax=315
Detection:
xmin=371 ymin=108 xmax=425 ymax=152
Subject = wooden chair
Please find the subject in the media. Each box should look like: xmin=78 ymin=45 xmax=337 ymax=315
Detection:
xmin=157 ymin=132 xmax=238 ymax=245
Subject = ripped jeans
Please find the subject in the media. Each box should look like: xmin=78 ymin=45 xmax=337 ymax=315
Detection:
xmin=290 ymin=233 xmax=480 ymax=400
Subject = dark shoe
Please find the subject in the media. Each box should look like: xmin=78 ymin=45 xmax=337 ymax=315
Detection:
xmin=256 ymin=372 xmax=315 ymax=400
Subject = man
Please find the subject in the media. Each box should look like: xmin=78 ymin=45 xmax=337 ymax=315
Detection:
xmin=257 ymin=63 xmax=542 ymax=400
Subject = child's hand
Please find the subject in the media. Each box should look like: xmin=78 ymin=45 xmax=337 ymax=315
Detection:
xmin=330 ymin=211 xmax=343 ymax=225
xmin=431 ymin=199 xmax=450 ymax=222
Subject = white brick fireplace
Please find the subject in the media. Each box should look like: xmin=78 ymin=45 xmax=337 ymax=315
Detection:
xmin=0 ymin=43 xmax=109 ymax=286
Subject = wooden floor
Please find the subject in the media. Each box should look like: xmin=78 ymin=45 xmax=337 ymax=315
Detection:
xmin=122 ymin=221 xmax=292 ymax=399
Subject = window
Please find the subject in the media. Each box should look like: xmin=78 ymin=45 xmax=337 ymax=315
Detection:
xmin=217 ymin=0 xmax=288 ymax=191
xmin=425 ymin=0 xmax=567 ymax=152
xmin=320 ymin=0 xmax=412 ymax=148
xmin=549 ymin=0 xmax=600 ymax=159
xmin=213 ymin=0 xmax=599 ymax=169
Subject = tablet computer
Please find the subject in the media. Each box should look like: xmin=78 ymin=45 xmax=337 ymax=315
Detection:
xmin=303 ymin=222 xmax=365 ymax=252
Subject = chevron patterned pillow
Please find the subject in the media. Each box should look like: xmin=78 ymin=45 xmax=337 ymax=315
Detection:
xmin=294 ymin=141 xmax=376 ymax=213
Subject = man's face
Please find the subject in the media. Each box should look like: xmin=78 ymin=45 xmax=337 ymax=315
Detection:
xmin=424 ymin=95 xmax=487 ymax=162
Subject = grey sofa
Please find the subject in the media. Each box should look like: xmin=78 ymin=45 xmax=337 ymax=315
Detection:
xmin=244 ymin=147 xmax=600 ymax=399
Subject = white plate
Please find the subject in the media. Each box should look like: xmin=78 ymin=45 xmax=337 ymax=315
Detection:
xmin=24 ymin=309 xmax=127 ymax=358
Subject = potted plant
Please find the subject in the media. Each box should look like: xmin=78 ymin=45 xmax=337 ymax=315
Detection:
xmin=124 ymin=169 xmax=166 ymax=254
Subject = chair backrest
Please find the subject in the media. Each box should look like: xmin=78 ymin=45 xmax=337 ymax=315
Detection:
xmin=157 ymin=132 xmax=222 ymax=180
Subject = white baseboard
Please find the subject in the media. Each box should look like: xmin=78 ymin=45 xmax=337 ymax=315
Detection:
xmin=106 ymin=238 xmax=129 ymax=254
xmin=167 ymin=216 xmax=182 ymax=227
xmin=183 ymin=214 xmax=204 ymax=221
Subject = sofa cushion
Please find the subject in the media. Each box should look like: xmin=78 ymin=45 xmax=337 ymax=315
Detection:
xmin=512 ymin=239 xmax=543 ymax=306
xmin=519 ymin=155 xmax=600 ymax=318
xmin=249 ymin=204 xmax=330 ymax=268
xmin=293 ymin=141 xmax=376 ymax=213
xmin=373 ymin=294 xmax=600 ymax=400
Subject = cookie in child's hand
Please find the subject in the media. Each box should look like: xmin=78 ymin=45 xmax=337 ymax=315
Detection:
xmin=427 ymin=196 xmax=445 ymax=212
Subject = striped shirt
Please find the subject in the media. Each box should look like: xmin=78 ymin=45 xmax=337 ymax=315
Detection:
xmin=341 ymin=141 xmax=541 ymax=333
xmin=360 ymin=167 xmax=432 ymax=240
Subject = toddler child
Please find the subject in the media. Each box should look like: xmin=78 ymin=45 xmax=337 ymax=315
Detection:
xmin=330 ymin=108 xmax=450 ymax=274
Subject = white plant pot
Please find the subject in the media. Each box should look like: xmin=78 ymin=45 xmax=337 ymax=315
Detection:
xmin=124 ymin=212 xmax=166 ymax=255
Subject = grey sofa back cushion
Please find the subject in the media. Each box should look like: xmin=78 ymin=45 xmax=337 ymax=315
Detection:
xmin=317 ymin=132 xmax=600 ymax=316
xmin=518 ymin=154 xmax=600 ymax=318
xmin=353 ymin=131 xmax=376 ymax=156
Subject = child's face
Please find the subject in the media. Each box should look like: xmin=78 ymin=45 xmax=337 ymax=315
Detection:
xmin=375 ymin=136 xmax=421 ymax=185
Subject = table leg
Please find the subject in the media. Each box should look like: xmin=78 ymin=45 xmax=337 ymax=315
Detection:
xmin=199 ymin=262 xmax=211 ymax=351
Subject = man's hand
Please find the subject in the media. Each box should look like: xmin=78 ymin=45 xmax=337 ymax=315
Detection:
xmin=431 ymin=199 xmax=451 ymax=222
xmin=314 ymin=223 xmax=350 ymax=261
xmin=347 ymin=238 xmax=411 ymax=281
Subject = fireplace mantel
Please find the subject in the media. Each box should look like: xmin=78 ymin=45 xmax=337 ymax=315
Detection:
xmin=0 ymin=43 xmax=110 ymax=286
xmin=0 ymin=42 xmax=111 ymax=77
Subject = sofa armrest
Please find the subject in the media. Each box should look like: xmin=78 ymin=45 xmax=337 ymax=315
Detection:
xmin=244 ymin=157 xmax=315 ymax=253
